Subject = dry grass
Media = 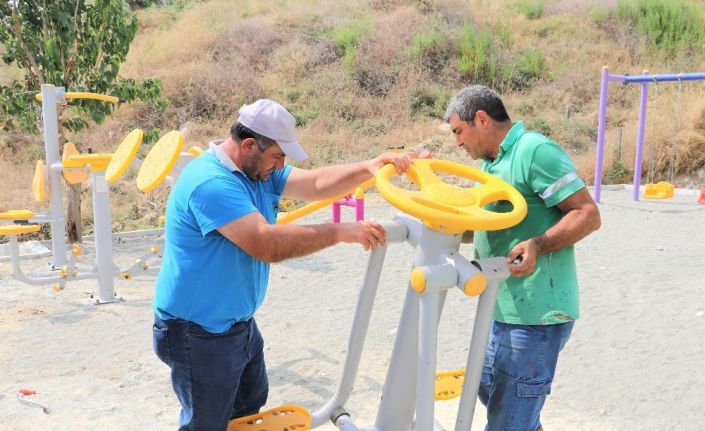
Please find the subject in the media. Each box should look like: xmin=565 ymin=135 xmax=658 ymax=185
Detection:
xmin=3 ymin=0 xmax=705 ymax=236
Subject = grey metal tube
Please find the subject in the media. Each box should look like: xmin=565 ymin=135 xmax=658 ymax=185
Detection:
xmin=311 ymin=244 xmax=389 ymax=427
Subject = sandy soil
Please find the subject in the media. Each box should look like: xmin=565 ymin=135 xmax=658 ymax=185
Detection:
xmin=1 ymin=187 xmax=704 ymax=431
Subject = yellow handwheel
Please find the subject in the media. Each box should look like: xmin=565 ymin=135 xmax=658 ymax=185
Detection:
xmin=376 ymin=159 xmax=527 ymax=233
xmin=105 ymin=129 xmax=144 ymax=184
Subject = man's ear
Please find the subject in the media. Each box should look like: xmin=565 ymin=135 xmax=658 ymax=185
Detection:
xmin=241 ymin=137 xmax=258 ymax=153
xmin=475 ymin=110 xmax=489 ymax=127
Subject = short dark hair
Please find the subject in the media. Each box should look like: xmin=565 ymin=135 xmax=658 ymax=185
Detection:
xmin=231 ymin=122 xmax=276 ymax=152
xmin=443 ymin=85 xmax=511 ymax=123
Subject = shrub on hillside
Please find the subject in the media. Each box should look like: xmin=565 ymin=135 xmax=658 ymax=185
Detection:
xmin=410 ymin=28 xmax=449 ymax=78
xmin=515 ymin=0 xmax=544 ymax=20
xmin=615 ymin=0 xmax=705 ymax=57
xmin=409 ymin=85 xmax=451 ymax=119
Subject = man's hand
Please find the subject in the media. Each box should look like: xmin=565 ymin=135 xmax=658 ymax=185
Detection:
xmin=367 ymin=151 xmax=432 ymax=175
xmin=507 ymin=237 xmax=541 ymax=277
xmin=336 ymin=220 xmax=387 ymax=251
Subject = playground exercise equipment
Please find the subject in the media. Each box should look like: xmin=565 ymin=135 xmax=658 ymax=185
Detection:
xmin=593 ymin=67 xmax=705 ymax=203
xmin=0 ymin=85 xmax=198 ymax=303
xmin=229 ymin=159 xmax=527 ymax=431
xmin=277 ymin=179 xmax=373 ymax=225
xmin=643 ymin=181 xmax=675 ymax=200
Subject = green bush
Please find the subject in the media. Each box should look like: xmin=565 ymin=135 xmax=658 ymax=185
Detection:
xmin=331 ymin=18 xmax=371 ymax=75
xmin=410 ymin=29 xmax=449 ymax=76
xmin=456 ymin=24 xmax=502 ymax=85
xmin=507 ymin=48 xmax=546 ymax=90
xmin=616 ymin=0 xmax=705 ymax=56
xmin=409 ymin=85 xmax=452 ymax=118
xmin=604 ymin=150 xmax=632 ymax=184
xmin=515 ymin=0 xmax=544 ymax=20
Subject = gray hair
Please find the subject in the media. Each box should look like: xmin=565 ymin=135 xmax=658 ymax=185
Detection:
xmin=443 ymin=85 xmax=510 ymax=123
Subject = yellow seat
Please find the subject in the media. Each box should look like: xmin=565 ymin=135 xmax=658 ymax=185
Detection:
xmin=0 ymin=210 xmax=35 ymax=220
xmin=62 ymin=143 xmax=90 ymax=184
xmin=227 ymin=405 xmax=311 ymax=431
xmin=136 ymin=130 xmax=185 ymax=193
xmin=106 ymin=129 xmax=144 ymax=184
xmin=0 ymin=224 xmax=41 ymax=236
xmin=643 ymin=181 xmax=675 ymax=200
xmin=32 ymin=159 xmax=46 ymax=203
xmin=435 ymin=369 xmax=465 ymax=400
xmin=63 ymin=153 xmax=113 ymax=172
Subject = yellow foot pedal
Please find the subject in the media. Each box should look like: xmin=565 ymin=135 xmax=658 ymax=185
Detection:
xmin=228 ymin=405 xmax=311 ymax=431
xmin=435 ymin=369 xmax=465 ymax=400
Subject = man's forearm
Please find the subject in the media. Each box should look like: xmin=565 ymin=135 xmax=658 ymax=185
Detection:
xmin=307 ymin=161 xmax=373 ymax=199
xmin=261 ymin=223 xmax=341 ymax=263
xmin=532 ymin=207 xmax=600 ymax=256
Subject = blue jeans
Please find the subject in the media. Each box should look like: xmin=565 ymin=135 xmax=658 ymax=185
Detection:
xmin=152 ymin=315 xmax=268 ymax=431
xmin=478 ymin=320 xmax=574 ymax=431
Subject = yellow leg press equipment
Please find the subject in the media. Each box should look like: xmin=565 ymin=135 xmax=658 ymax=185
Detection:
xmin=435 ymin=369 xmax=465 ymax=400
xmin=227 ymin=405 xmax=311 ymax=431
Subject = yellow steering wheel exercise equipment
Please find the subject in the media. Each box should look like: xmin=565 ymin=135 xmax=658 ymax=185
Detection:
xmin=376 ymin=159 xmax=527 ymax=234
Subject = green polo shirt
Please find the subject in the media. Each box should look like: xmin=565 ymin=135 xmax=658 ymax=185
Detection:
xmin=474 ymin=121 xmax=585 ymax=325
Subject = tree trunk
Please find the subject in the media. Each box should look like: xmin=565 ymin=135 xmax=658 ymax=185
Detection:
xmin=58 ymin=106 xmax=82 ymax=243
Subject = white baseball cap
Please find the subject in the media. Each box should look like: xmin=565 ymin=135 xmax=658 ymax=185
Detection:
xmin=237 ymin=99 xmax=308 ymax=161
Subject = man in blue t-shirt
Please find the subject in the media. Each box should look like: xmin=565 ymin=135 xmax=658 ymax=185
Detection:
xmin=444 ymin=86 xmax=601 ymax=431
xmin=152 ymin=99 xmax=427 ymax=430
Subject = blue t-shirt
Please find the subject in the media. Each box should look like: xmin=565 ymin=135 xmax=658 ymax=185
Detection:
xmin=153 ymin=150 xmax=291 ymax=333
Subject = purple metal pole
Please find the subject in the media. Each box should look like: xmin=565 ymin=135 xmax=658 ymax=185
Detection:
xmin=355 ymin=198 xmax=364 ymax=221
xmin=332 ymin=201 xmax=342 ymax=223
xmin=632 ymin=72 xmax=650 ymax=201
xmin=593 ymin=66 xmax=610 ymax=203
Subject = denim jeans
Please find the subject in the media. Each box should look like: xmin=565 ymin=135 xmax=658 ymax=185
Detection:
xmin=152 ymin=315 xmax=268 ymax=431
xmin=478 ymin=320 xmax=574 ymax=431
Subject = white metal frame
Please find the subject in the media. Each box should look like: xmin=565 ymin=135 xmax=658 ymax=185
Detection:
xmin=311 ymin=213 xmax=510 ymax=431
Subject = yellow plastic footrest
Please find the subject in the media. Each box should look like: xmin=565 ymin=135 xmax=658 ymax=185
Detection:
xmin=643 ymin=181 xmax=674 ymax=199
xmin=0 ymin=210 xmax=34 ymax=220
xmin=435 ymin=369 xmax=465 ymax=401
xmin=227 ymin=405 xmax=311 ymax=431
xmin=0 ymin=224 xmax=41 ymax=236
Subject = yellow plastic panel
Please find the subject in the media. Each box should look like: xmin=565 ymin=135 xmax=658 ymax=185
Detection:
xmin=62 ymin=143 xmax=89 ymax=184
xmin=136 ymin=131 xmax=184 ymax=193
xmin=105 ymin=129 xmax=144 ymax=184
xmin=0 ymin=224 xmax=41 ymax=236
xmin=228 ymin=405 xmax=311 ymax=431
xmin=32 ymin=160 xmax=46 ymax=203
xmin=0 ymin=210 xmax=34 ymax=220
xmin=62 ymin=154 xmax=113 ymax=172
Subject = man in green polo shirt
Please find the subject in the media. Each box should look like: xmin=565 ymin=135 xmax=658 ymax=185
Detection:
xmin=444 ymin=85 xmax=601 ymax=431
